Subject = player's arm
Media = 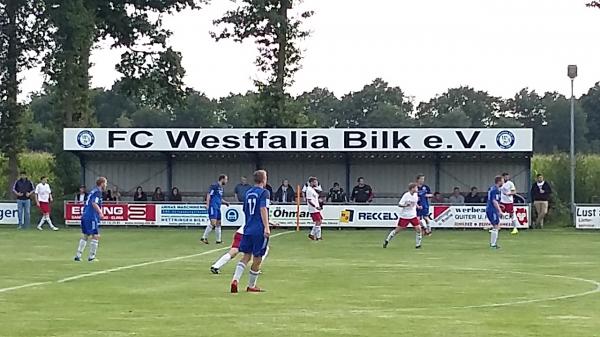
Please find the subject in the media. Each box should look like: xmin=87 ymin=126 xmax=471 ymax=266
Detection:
xmin=260 ymin=192 xmax=270 ymax=238
xmin=398 ymin=196 xmax=410 ymax=208
xmin=425 ymin=186 xmax=433 ymax=198
xmin=493 ymin=196 xmax=502 ymax=214
xmin=92 ymin=196 xmax=104 ymax=219
xmin=206 ymin=188 xmax=212 ymax=208
xmin=34 ymin=185 xmax=40 ymax=206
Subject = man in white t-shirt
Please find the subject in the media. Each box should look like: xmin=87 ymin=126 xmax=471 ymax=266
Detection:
xmin=383 ymin=183 xmax=422 ymax=249
xmin=35 ymin=176 xmax=58 ymax=231
xmin=305 ymin=177 xmax=323 ymax=241
xmin=500 ymin=172 xmax=520 ymax=235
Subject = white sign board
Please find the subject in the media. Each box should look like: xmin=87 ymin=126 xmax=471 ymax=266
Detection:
xmin=575 ymin=206 xmax=600 ymax=229
xmin=0 ymin=203 xmax=19 ymax=225
xmin=64 ymin=128 xmax=533 ymax=152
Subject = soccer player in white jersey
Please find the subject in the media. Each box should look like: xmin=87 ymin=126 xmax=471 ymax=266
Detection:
xmin=35 ymin=176 xmax=58 ymax=231
xmin=383 ymin=183 xmax=423 ymax=249
xmin=500 ymin=172 xmax=520 ymax=235
xmin=305 ymin=177 xmax=323 ymax=241
xmin=210 ymin=224 xmax=272 ymax=274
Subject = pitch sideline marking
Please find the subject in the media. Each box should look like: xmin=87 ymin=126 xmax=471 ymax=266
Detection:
xmin=0 ymin=231 xmax=295 ymax=293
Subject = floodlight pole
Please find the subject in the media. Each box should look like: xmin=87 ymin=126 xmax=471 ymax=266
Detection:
xmin=568 ymin=65 xmax=577 ymax=225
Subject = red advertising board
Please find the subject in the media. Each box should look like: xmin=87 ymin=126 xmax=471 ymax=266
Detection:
xmin=65 ymin=203 xmax=156 ymax=225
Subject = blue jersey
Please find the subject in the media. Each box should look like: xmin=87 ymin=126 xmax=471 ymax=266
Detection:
xmin=208 ymin=183 xmax=223 ymax=209
xmin=417 ymin=184 xmax=431 ymax=209
xmin=243 ymin=186 xmax=270 ymax=236
xmin=82 ymin=187 xmax=102 ymax=221
xmin=486 ymin=185 xmax=501 ymax=214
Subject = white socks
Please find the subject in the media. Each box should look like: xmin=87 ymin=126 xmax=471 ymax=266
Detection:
xmin=212 ymin=253 xmax=232 ymax=269
xmin=314 ymin=226 xmax=322 ymax=239
xmin=38 ymin=216 xmax=57 ymax=229
xmin=216 ymin=226 xmax=222 ymax=242
xmin=89 ymin=239 xmax=99 ymax=259
xmin=76 ymin=239 xmax=87 ymax=258
xmin=232 ymin=262 xmax=246 ymax=282
xmin=386 ymin=230 xmax=397 ymax=242
xmin=490 ymin=229 xmax=499 ymax=246
xmin=512 ymin=216 xmax=519 ymax=228
xmin=415 ymin=231 xmax=422 ymax=247
xmin=202 ymin=224 xmax=213 ymax=240
xmin=248 ymin=269 xmax=260 ymax=288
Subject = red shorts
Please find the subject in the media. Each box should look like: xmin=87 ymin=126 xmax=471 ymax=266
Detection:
xmin=231 ymin=232 xmax=243 ymax=249
xmin=39 ymin=202 xmax=50 ymax=214
xmin=398 ymin=217 xmax=420 ymax=228
xmin=311 ymin=212 xmax=323 ymax=222
xmin=501 ymin=203 xmax=514 ymax=214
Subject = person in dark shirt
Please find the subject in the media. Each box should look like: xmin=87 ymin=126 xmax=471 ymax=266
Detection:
xmin=531 ymin=174 xmax=552 ymax=228
xmin=233 ymin=176 xmax=252 ymax=202
xmin=351 ymin=177 xmax=373 ymax=203
xmin=75 ymin=185 xmax=87 ymax=203
xmin=274 ymin=179 xmax=296 ymax=203
xmin=152 ymin=187 xmax=166 ymax=202
xmin=464 ymin=187 xmax=484 ymax=204
xmin=169 ymin=187 xmax=183 ymax=202
xmin=13 ymin=171 xmax=35 ymax=229
xmin=327 ymin=182 xmax=347 ymax=203
xmin=265 ymin=184 xmax=274 ymax=201
xmin=133 ymin=186 xmax=147 ymax=202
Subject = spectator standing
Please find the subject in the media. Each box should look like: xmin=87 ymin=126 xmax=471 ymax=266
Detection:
xmin=351 ymin=177 xmax=373 ymax=203
xmin=274 ymin=179 xmax=296 ymax=203
xmin=112 ymin=186 xmax=122 ymax=202
xmin=431 ymin=192 xmax=446 ymax=204
xmin=75 ymin=185 xmax=87 ymax=203
xmin=13 ymin=171 xmax=35 ymax=229
xmin=448 ymin=187 xmax=465 ymax=204
xmin=133 ymin=186 xmax=147 ymax=202
xmin=464 ymin=187 xmax=484 ymax=204
xmin=531 ymin=174 xmax=552 ymax=229
xmin=103 ymin=190 xmax=117 ymax=202
xmin=234 ymin=176 xmax=252 ymax=202
xmin=327 ymin=182 xmax=347 ymax=203
xmin=169 ymin=187 xmax=183 ymax=202
xmin=265 ymin=183 xmax=274 ymax=201
xmin=152 ymin=187 xmax=166 ymax=202
xmin=35 ymin=176 xmax=58 ymax=231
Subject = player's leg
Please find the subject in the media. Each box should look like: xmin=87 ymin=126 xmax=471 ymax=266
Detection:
xmin=74 ymin=230 xmax=89 ymax=262
xmin=384 ymin=220 xmax=404 ymax=248
xmin=211 ymin=248 xmax=239 ymax=274
xmin=201 ymin=218 xmax=216 ymax=244
xmin=88 ymin=233 xmax=100 ymax=261
xmin=247 ymin=236 xmax=268 ymax=292
xmin=413 ymin=218 xmax=423 ymax=248
xmin=215 ymin=221 xmax=222 ymax=244
xmin=314 ymin=213 xmax=323 ymax=240
xmin=488 ymin=211 xmax=500 ymax=248
xmin=231 ymin=235 xmax=253 ymax=293
xmin=46 ymin=211 xmax=58 ymax=231
xmin=36 ymin=206 xmax=46 ymax=230
xmin=309 ymin=215 xmax=317 ymax=240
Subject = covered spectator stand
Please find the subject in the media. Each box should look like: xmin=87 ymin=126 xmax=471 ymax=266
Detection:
xmin=62 ymin=128 xmax=533 ymax=229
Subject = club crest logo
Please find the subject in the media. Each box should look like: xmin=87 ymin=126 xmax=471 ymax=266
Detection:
xmin=496 ymin=130 xmax=515 ymax=149
xmin=77 ymin=130 xmax=95 ymax=149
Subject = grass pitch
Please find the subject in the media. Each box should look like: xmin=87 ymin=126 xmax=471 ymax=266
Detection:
xmin=1 ymin=227 xmax=600 ymax=337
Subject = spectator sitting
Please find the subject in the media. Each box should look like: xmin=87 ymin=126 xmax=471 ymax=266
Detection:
xmin=169 ymin=187 xmax=183 ymax=202
xmin=448 ymin=187 xmax=465 ymax=204
xmin=234 ymin=176 xmax=252 ymax=202
xmin=152 ymin=187 xmax=166 ymax=202
xmin=112 ymin=186 xmax=122 ymax=201
xmin=133 ymin=186 xmax=147 ymax=202
xmin=351 ymin=177 xmax=373 ymax=203
xmin=431 ymin=192 xmax=446 ymax=204
xmin=75 ymin=185 xmax=87 ymax=203
xmin=274 ymin=179 xmax=296 ymax=203
xmin=464 ymin=187 xmax=484 ymax=204
xmin=327 ymin=182 xmax=347 ymax=203
xmin=103 ymin=189 xmax=117 ymax=202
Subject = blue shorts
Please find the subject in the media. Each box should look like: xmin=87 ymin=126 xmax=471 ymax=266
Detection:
xmin=81 ymin=218 xmax=100 ymax=235
xmin=417 ymin=207 xmax=431 ymax=219
xmin=209 ymin=206 xmax=221 ymax=221
xmin=239 ymin=234 xmax=269 ymax=257
xmin=486 ymin=210 xmax=500 ymax=226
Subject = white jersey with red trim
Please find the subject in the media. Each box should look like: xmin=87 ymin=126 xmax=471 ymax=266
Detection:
xmin=501 ymin=181 xmax=516 ymax=204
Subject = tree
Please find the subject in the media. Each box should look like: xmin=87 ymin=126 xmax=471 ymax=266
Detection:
xmin=416 ymin=86 xmax=500 ymax=127
xmin=338 ymin=78 xmax=414 ymax=128
xmin=0 ymin=0 xmax=49 ymax=198
xmin=502 ymin=88 xmax=545 ymax=129
xmin=92 ymin=86 xmax=137 ymax=128
xmin=535 ymin=92 xmax=588 ymax=153
xmin=296 ymin=88 xmax=341 ymax=127
xmin=172 ymin=91 xmax=221 ymax=127
xmin=218 ymin=92 xmax=260 ymax=128
xmin=588 ymin=1 xmax=600 ymax=9
xmin=212 ymin=0 xmax=313 ymax=122
xmin=44 ymin=0 xmax=205 ymax=194
xmin=580 ymin=83 xmax=600 ymax=145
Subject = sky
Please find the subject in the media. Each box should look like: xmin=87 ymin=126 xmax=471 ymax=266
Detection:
xmin=18 ymin=0 xmax=600 ymax=103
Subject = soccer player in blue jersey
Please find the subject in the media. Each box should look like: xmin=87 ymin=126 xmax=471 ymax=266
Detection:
xmin=230 ymin=170 xmax=270 ymax=293
xmin=201 ymin=174 xmax=230 ymax=244
xmin=416 ymin=174 xmax=433 ymax=236
xmin=487 ymin=175 xmax=505 ymax=249
xmin=74 ymin=177 xmax=107 ymax=262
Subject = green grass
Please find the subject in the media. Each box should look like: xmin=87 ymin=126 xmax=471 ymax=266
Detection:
xmin=1 ymin=227 xmax=600 ymax=337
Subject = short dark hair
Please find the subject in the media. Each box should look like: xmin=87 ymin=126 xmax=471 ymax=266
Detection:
xmin=471 ymin=186 xmax=477 ymax=191
xmin=333 ymin=182 xmax=340 ymax=187
xmin=218 ymin=174 xmax=227 ymax=181
xmin=357 ymin=177 xmax=364 ymax=182
xmin=502 ymin=172 xmax=509 ymax=177
xmin=536 ymin=173 xmax=543 ymax=178
xmin=19 ymin=171 xmax=26 ymax=175
xmin=40 ymin=176 xmax=47 ymax=180
xmin=416 ymin=174 xmax=425 ymax=180
xmin=253 ymin=170 xmax=267 ymax=184
xmin=495 ymin=175 xmax=504 ymax=184
xmin=453 ymin=187 xmax=460 ymax=191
